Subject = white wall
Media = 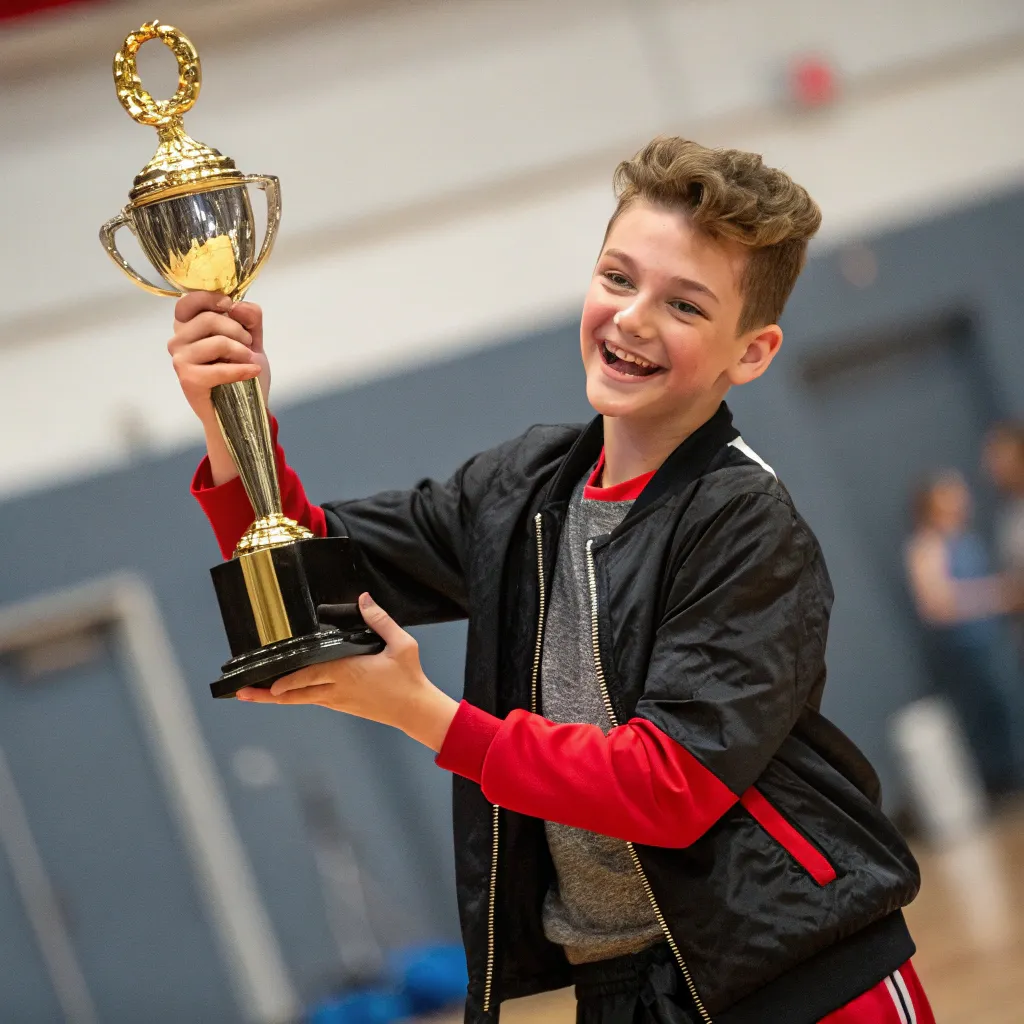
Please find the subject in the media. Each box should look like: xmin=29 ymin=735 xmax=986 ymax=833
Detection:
xmin=1 ymin=0 xmax=1023 ymax=497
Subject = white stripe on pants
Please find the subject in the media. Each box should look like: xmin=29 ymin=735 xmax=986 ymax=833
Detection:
xmin=883 ymin=970 xmax=917 ymax=1024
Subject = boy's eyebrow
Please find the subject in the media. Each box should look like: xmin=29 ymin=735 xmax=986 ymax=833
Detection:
xmin=603 ymin=248 xmax=720 ymax=304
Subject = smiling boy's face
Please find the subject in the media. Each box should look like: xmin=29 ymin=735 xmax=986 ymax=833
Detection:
xmin=580 ymin=200 xmax=783 ymax=431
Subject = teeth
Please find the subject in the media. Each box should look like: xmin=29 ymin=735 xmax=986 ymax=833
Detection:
xmin=607 ymin=343 xmax=658 ymax=369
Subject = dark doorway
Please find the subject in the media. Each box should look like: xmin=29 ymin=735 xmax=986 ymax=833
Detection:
xmin=801 ymin=312 xmax=1000 ymax=695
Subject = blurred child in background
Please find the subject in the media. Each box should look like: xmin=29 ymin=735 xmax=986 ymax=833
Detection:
xmin=905 ymin=470 xmax=1024 ymax=796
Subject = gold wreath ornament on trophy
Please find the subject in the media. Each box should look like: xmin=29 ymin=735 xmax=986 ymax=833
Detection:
xmin=101 ymin=21 xmax=382 ymax=698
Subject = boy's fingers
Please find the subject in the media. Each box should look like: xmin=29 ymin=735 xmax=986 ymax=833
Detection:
xmin=174 ymin=291 xmax=232 ymax=324
xmin=235 ymin=686 xmax=277 ymax=703
xmin=236 ymin=684 xmax=334 ymax=704
xmin=229 ymin=301 xmax=260 ymax=329
xmin=273 ymin=683 xmax=337 ymax=705
xmin=174 ymin=335 xmax=256 ymax=366
xmin=359 ymin=593 xmax=409 ymax=647
xmin=229 ymin=301 xmax=264 ymax=352
xmin=181 ymin=363 xmax=261 ymax=389
xmin=270 ymin=665 xmax=324 ymax=696
xmin=171 ymin=311 xmax=252 ymax=347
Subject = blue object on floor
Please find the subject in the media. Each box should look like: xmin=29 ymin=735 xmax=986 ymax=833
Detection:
xmin=306 ymin=988 xmax=412 ymax=1024
xmin=305 ymin=944 xmax=468 ymax=1024
xmin=388 ymin=943 xmax=469 ymax=1015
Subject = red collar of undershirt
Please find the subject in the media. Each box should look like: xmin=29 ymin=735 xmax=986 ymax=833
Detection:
xmin=583 ymin=448 xmax=656 ymax=502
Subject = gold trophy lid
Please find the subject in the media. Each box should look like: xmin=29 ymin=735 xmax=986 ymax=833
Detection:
xmin=115 ymin=21 xmax=245 ymax=207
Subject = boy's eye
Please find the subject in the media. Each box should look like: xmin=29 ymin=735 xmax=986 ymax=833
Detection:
xmin=603 ymin=271 xmax=633 ymax=289
xmin=670 ymin=300 xmax=704 ymax=318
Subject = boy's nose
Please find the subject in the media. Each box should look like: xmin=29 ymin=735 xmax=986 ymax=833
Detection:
xmin=614 ymin=304 xmax=656 ymax=340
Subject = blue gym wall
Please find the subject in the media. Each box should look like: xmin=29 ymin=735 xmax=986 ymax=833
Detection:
xmin=1 ymin=187 xmax=1022 ymax=1015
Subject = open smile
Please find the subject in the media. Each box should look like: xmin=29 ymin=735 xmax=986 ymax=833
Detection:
xmin=599 ymin=340 xmax=666 ymax=380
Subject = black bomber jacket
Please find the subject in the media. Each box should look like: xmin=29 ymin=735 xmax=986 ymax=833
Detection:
xmin=322 ymin=402 xmax=922 ymax=1024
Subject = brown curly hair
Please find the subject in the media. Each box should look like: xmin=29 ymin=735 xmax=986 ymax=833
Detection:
xmin=608 ymin=137 xmax=822 ymax=333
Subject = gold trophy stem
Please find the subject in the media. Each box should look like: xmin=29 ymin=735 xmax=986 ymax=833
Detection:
xmin=211 ymin=377 xmax=280 ymax=520
xmin=211 ymin=378 xmax=313 ymax=556
xmin=239 ymin=549 xmax=293 ymax=646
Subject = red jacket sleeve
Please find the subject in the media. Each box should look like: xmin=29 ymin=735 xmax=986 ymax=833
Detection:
xmin=191 ymin=416 xmax=326 ymax=559
xmin=436 ymin=701 xmax=738 ymax=848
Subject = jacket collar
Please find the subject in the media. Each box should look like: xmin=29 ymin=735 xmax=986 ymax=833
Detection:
xmin=545 ymin=402 xmax=739 ymax=515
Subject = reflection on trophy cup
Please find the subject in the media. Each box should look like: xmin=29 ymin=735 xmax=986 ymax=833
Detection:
xmin=100 ymin=21 xmax=383 ymax=698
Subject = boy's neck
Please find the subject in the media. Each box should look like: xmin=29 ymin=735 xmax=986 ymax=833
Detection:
xmin=601 ymin=399 xmax=723 ymax=488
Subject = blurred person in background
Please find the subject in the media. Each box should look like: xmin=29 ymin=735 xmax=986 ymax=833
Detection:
xmin=905 ymin=470 xmax=1024 ymax=796
xmin=983 ymin=422 xmax=1024 ymax=581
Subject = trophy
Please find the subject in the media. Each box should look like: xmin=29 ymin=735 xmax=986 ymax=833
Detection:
xmin=100 ymin=21 xmax=383 ymax=698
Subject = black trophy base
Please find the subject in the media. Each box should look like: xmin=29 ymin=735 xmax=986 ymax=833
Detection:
xmin=211 ymin=627 xmax=384 ymax=699
xmin=209 ymin=536 xmax=385 ymax=699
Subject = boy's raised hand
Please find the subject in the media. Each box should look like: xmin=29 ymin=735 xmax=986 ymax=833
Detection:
xmin=168 ymin=291 xmax=271 ymax=429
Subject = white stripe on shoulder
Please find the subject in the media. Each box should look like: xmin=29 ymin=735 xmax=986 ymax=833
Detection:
xmin=893 ymin=969 xmax=917 ymax=1024
xmin=885 ymin=975 xmax=910 ymax=1024
xmin=728 ymin=437 xmax=777 ymax=478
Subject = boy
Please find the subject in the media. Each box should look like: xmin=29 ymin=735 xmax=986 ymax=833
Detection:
xmin=171 ymin=138 xmax=933 ymax=1023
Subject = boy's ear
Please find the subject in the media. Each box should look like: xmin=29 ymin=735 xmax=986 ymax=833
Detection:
xmin=728 ymin=324 xmax=783 ymax=385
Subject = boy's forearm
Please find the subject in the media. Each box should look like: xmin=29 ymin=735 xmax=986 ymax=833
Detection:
xmin=398 ymin=684 xmax=460 ymax=753
xmin=436 ymin=703 xmax=736 ymax=847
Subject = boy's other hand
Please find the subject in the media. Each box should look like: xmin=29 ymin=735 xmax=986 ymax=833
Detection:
xmin=235 ymin=594 xmax=459 ymax=753
xmin=168 ymin=291 xmax=271 ymax=429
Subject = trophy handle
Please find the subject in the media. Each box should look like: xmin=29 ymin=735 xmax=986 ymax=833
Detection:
xmin=99 ymin=210 xmax=181 ymax=298
xmin=234 ymin=175 xmax=282 ymax=301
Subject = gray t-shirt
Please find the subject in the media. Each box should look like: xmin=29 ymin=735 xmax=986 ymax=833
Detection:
xmin=540 ymin=477 xmax=663 ymax=964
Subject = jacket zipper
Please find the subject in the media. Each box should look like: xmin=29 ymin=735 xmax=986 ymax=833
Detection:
xmin=482 ymin=803 xmax=500 ymax=1014
xmin=529 ymin=513 xmax=547 ymax=717
xmin=585 ymin=539 xmax=713 ymax=1024
xmin=482 ymin=513 xmax=547 ymax=1014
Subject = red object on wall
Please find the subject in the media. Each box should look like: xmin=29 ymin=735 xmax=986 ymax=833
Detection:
xmin=789 ymin=54 xmax=840 ymax=108
xmin=0 ymin=0 xmax=107 ymax=24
